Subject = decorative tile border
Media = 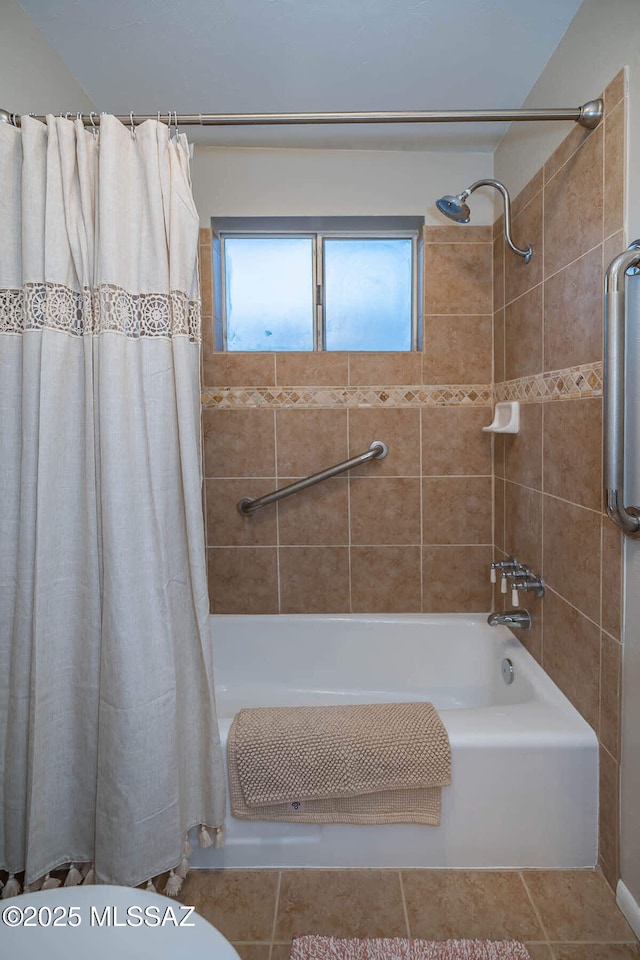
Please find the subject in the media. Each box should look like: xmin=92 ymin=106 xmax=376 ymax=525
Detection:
xmin=202 ymin=384 xmax=493 ymax=409
xmin=201 ymin=363 xmax=602 ymax=409
xmin=495 ymin=362 xmax=603 ymax=403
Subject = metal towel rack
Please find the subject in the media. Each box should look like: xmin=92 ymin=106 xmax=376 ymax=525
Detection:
xmin=237 ymin=441 xmax=388 ymax=515
xmin=604 ymin=240 xmax=640 ymax=537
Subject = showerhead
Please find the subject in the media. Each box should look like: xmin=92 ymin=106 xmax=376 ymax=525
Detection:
xmin=435 ymin=193 xmax=471 ymax=223
xmin=435 ymin=178 xmax=532 ymax=262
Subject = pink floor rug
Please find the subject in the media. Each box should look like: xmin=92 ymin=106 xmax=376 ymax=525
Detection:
xmin=290 ymin=938 xmax=531 ymax=960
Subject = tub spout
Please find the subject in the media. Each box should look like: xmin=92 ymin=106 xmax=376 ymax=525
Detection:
xmin=487 ymin=610 xmax=531 ymax=629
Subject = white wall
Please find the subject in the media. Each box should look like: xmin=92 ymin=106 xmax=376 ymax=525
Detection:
xmin=495 ymin=0 xmax=640 ymax=236
xmin=0 ymin=0 xmax=95 ymax=116
xmin=191 ymin=146 xmax=494 ymax=226
xmin=495 ymin=0 xmax=640 ymax=913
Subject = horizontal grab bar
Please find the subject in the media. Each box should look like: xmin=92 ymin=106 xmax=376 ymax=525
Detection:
xmin=604 ymin=240 xmax=640 ymax=537
xmin=237 ymin=441 xmax=388 ymax=515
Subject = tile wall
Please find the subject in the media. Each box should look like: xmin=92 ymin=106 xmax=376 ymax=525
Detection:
xmin=492 ymin=69 xmax=627 ymax=888
xmin=198 ymin=67 xmax=627 ymax=888
xmin=199 ymin=226 xmax=494 ymax=616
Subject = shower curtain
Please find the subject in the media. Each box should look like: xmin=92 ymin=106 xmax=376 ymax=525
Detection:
xmin=0 ymin=114 xmax=225 ymax=892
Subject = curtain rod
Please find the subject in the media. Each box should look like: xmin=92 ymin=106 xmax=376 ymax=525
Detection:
xmin=0 ymin=100 xmax=604 ymax=130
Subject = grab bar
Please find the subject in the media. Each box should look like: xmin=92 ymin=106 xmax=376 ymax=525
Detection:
xmin=604 ymin=240 xmax=640 ymax=537
xmin=237 ymin=440 xmax=388 ymax=515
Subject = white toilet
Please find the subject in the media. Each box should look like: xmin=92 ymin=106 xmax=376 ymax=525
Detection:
xmin=0 ymin=883 xmax=241 ymax=959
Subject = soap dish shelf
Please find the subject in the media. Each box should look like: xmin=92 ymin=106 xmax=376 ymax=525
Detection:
xmin=483 ymin=401 xmax=520 ymax=434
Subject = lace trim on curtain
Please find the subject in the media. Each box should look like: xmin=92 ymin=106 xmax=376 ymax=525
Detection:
xmin=0 ymin=283 xmax=201 ymax=342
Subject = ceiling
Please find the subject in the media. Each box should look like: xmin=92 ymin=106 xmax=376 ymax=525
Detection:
xmin=19 ymin=0 xmax=585 ymax=151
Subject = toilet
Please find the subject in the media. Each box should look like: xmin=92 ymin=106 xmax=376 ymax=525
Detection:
xmin=0 ymin=883 xmax=241 ymax=958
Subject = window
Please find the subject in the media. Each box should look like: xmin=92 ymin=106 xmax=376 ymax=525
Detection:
xmin=212 ymin=217 xmax=422 ymax=352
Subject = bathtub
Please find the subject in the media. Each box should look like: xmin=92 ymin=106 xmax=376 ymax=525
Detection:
xmin=190 ymin=613 xmax=598 ymax=870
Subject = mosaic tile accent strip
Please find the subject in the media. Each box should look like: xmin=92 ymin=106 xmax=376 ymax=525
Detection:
xmin=495 ymin=362 xmax=603 ymax=403
xmin=202 ymin=384 xmax=494 ymax=409
xmin=201 ymin=363 xmax=602 ymax=409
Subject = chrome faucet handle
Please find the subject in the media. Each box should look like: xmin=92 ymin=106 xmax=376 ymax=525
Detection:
xmin=508 ymin=573 xmax=546 ymax=598
xmin=490 ymin=556 xmax=519 ymax=571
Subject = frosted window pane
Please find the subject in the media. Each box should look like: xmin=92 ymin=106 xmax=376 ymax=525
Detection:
xmin=324 ymin=239 xmax=412 ymax=351
xmin=225 ymin=238 xmax=314 ymax=351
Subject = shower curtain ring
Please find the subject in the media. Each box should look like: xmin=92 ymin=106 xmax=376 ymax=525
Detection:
xmin=130 ymin=112 xmax=136 ymax=137
xmin=89 ymin=112 xmax=97 ymax=137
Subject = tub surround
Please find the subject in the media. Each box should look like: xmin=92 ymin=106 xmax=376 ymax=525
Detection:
xmin=492 ymin=69 xmax=626 ymax=889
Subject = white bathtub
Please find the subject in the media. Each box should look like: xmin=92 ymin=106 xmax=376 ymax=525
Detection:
xmin=191 ymin=614 xmax=598 ymax=870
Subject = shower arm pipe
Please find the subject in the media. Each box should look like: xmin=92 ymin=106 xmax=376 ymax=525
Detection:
xmin=0 ymin=101 xmax=604 ymax=129
xmin=237 ymin=441 xmax=388 ymax=515
xmin=604 ymin=241 xmax=640 ymax=537
xmin=462 ymin=178 xmax=532 ymax=261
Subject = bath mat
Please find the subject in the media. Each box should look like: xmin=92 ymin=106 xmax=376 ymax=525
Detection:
xmin=290 ymin=937 xmax=532 ymax=960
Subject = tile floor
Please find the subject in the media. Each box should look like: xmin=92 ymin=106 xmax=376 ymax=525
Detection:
xmin=178 ymin=868 xmax=639 ymax=960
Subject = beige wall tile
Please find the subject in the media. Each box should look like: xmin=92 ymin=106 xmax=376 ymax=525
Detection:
xmin=422 ymin=407 xmax=492 ymax=476
xmin=604 ymin=68 xmax=626 ymax=114
xmin=543 ymin=125 xmax=595 ymax=184
xmin=600 ymin=631 xmax=622 ymax=761
xmin=494 ymin=434 xmax=506 ymax=480
xmin=206 ymin=479 xmax=277 ymax=546
xmin=512 ymin=169 xmax=544 ymax=219
xmin=543 ymin=495 xmax=601 ymax=624
xmin=423 ymin=477 xmax=492 ymax=545
xmin=207 ymin=547 xmax=278 ymax=614
xmin=604 ymin=100 xmax=625 ymax=240
xmin=277 ymin=477 xmax=349 ymax=545
xmin=493 ymin=235 xmax=504 ymax=313
xmin=348 ymin=351 xmax=421 ymax=385
xmin=423 ymin=546 xmax=492 ymax=613
xmin=544 ymin=127 xmax=604 ymax=278
xmin=494 ymin=478 xmax=505 ymax=554
xmin=604 ymin=230 xmax=625 ymax=267
xmin=276 ymin=352 xmax=348 ymax=386
xmin=601 ymin=519 xmax=623 ymax=640
xmin=350 ymin=546 xmax=421 ymax=613
xmin=348 ymin=408 xmax=420 ymax=477
xmin=276 ymin=408 xmax=347 ymax=476
xmin=424 ymin=243 xmax=493 ymax=315
xmin=543 ymin=398 xmax=603 ymax=511
xmin=494 ymin=308 xmax=505 ymax=384
xmin=543 ymin=246 xmax=604 ymax=370
xmin=201 ymin=316 xmax=216 ymax=381
xmin=505 ymin=192 xmax=543 ymax=305
xmin=504 ymin=481 xmax=542 ymax=572
xmin=599 ymin=745 xmax=620 ymax=887
xmin=278 ymin=546 xmax=350 ymax=613
xmin=205 ymin=353 xmax=276 ymax=387
xmin=199 ymin=240 xmax=214 ymax=318
xmin=505 ymin=285 xmax=543 ymax=380
xmin=542 ymin=588 xmax=601 ymax=732
xmin=422 ymin=316 xmax=492 ymax=384
xmin=504 ymin=402 xmax=542 ymax=491
xmin=203 ymin=409 xmax=275 ymax=478
xmin=424 ymin=225 xmax=492 ymax=243
xmin=350 ymin=477 xmax=421 ymax=545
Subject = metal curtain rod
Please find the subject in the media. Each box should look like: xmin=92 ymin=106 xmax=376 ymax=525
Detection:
xmin=0 ymin=100 xmax=604 ymax=130
xmin=237 ymin=440 xmax=388 ymax=515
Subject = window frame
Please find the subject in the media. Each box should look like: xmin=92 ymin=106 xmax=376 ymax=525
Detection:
xmin=217 ymin=227 xmax=420 ymax=352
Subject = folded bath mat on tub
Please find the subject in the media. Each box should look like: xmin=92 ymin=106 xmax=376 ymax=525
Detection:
xmin=227 ymin=701 xmax=451 ymax=825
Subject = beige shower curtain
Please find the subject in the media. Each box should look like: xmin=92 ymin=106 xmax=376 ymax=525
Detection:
xmin=0 ymin=114 xmax=225 ymax=892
